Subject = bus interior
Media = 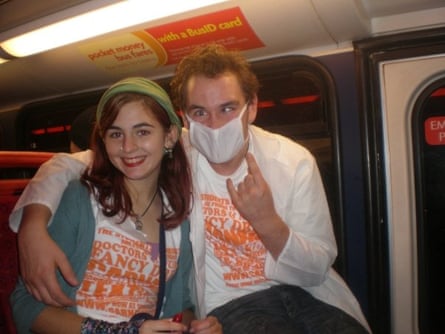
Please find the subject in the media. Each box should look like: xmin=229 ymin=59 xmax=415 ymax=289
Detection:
xmin=1 ymin=1 xmax=445 ymax=334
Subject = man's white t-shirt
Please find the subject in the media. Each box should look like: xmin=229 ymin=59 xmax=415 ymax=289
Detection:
xmin=197 ymin=154 xmax=275 ymax=313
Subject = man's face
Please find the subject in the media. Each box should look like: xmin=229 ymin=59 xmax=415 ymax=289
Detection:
xmin=183 ymin=73 xmax=257 ymax=131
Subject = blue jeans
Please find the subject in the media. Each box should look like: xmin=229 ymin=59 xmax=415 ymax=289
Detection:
xmin=208 ymin=285 xmax=369 ymax=334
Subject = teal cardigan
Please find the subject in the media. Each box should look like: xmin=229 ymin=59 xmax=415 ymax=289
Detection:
xmin=11 ymin=180 xmax=194 ymax=334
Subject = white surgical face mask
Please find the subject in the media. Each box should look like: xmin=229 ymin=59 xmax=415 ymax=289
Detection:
xmin=187 ymin=103 xmax=248 ymax=163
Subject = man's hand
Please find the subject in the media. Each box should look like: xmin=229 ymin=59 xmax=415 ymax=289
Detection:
xmin=226 ymin=153 xmax=289 ymax=258
xmin=226 ymin=153 xmax=276 ymax=226
xmin=18 ymin=204 xmax=78 ymax=306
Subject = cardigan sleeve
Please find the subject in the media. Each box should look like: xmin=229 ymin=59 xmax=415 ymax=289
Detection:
xmin=10 ymin=180 xmax=95 ymax=334
xmin=161 ymin=219 xmax=195 ymax=318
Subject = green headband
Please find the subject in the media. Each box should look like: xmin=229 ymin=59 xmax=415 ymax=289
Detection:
xmin=96 ymin=77 xmax=182 ymax=135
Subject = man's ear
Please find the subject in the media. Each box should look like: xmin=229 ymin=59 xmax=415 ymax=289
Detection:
xmin=248 ymin=95 xmax=258 ymax=124
xmin=180 ymin=110 xmax=190 ymax=129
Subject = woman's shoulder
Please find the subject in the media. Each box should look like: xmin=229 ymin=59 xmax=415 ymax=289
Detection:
xmin=66 ymin=179 xmax=88 ymax=193
xmin=61 ymin=180 xmax=91 ymax=206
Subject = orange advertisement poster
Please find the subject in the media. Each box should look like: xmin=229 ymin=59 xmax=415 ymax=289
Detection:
xmin=79 ymin=32 xmax=167 ymax=74
xmin=80 ymin=7 xmax=264 ymax=74
xmin=144 ymin=7 xmax=264 ymax=65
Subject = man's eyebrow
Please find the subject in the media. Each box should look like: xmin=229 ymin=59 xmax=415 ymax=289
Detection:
xmin=221 ymin=101 xmax=238 ymax=108
xmin=187 ymin=101 xmax=238 ymax=111
xmin=186 ymin=104 xmax=204 ymax=111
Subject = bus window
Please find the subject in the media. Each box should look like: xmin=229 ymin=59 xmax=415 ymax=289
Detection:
xmin=251 ymin=56 xmax=343 ymax=274
xmin=17 ymin=91 xmax=102 ymax=152
xmin=413 ymin=82 xmax=445 ymax=334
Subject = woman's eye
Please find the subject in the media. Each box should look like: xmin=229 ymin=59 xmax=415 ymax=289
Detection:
xmin=108 ymin=131 xmax=122 ymax=139
xmin=137 ymin=129 xmax=150 ymax=136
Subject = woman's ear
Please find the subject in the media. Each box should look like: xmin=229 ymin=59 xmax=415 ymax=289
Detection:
xmin=165 ymin=124 xmax=179 ymax=148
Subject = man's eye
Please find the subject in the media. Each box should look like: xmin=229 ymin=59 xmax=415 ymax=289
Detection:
xmin=222 ymin=106 xmax=236 ymax=114
xmin=194 ymin=110 xmax=205 ymax=117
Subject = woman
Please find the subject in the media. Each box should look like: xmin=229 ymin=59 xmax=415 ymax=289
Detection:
xmin=11 ymin=77 xmax=220 ymax=333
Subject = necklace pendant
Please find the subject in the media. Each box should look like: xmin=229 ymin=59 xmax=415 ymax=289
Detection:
xmin=134 ymin=218 xmax=143 ymax=231
xmin=132 ymin=188 xmax=158 ymax=232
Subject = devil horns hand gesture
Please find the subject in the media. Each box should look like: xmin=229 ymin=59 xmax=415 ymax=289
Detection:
xmin=226 ymin=153 xmax=289 ymax=259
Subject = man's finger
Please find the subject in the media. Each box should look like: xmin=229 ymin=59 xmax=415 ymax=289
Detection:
xmin=57 ymin=257 xmax=79 ymax=287
xmin=26 ymin=285 xmax=43 ymax=303
xmin=49 ymin=267 xmax=76 ymax=306
xmin=51 ymin=284 xmax=76 ymax=306
xmin=30 ymin=284 xmax=63 ymax=306
xmin=245 ymin=153 xmax=263 ymax=183
xmin=226 ymin=178 xmax=239 ymax=204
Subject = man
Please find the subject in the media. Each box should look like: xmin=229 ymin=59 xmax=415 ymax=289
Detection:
xmin=69 ymin=105 xmax=96 ymax=153
xmin=10 ymin=44 xmax=371 ymax=333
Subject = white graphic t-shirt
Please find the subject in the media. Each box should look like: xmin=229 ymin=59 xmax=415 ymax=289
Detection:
xmin=198 ymin=155 xmax=274 ymax=313
xmin=76 ymin=205 xmax=178 ymax=323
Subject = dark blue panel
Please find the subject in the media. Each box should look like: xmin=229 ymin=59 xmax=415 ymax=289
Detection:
xmin=317 ymin=52 xmax=368 ymax=316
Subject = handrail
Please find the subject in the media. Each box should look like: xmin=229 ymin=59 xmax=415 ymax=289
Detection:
xmin=0 ymin=151 xmax=54 ymax=168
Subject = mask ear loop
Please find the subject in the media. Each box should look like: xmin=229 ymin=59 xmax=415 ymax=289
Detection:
xmin=239 ymin=101 xmax=249 ymax=119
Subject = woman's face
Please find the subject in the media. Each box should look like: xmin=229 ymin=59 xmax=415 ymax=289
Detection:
xmin=102 ymin=100 xmax=174 ymax=182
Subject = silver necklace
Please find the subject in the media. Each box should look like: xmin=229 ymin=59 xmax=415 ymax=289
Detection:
xmin=133 ymin=189 xmax=158 ymax=231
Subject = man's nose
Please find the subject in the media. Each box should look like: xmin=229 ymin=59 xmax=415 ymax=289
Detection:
xmin=205 ymin=114 xmax=226 ymax=129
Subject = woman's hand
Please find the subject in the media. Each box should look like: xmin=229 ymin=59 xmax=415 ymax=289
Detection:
xmin=189 ymin=316 xmax=222 ymax=334
xmin=139 ymin=319 xmax=188 ymax=333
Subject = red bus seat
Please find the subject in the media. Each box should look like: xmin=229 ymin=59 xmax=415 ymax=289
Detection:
xmin=0 ymin=152 xmax=54 ymax=334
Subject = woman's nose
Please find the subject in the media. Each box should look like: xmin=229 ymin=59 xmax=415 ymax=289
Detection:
xmin=121 ymin=135 xmax=137 ymax=152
